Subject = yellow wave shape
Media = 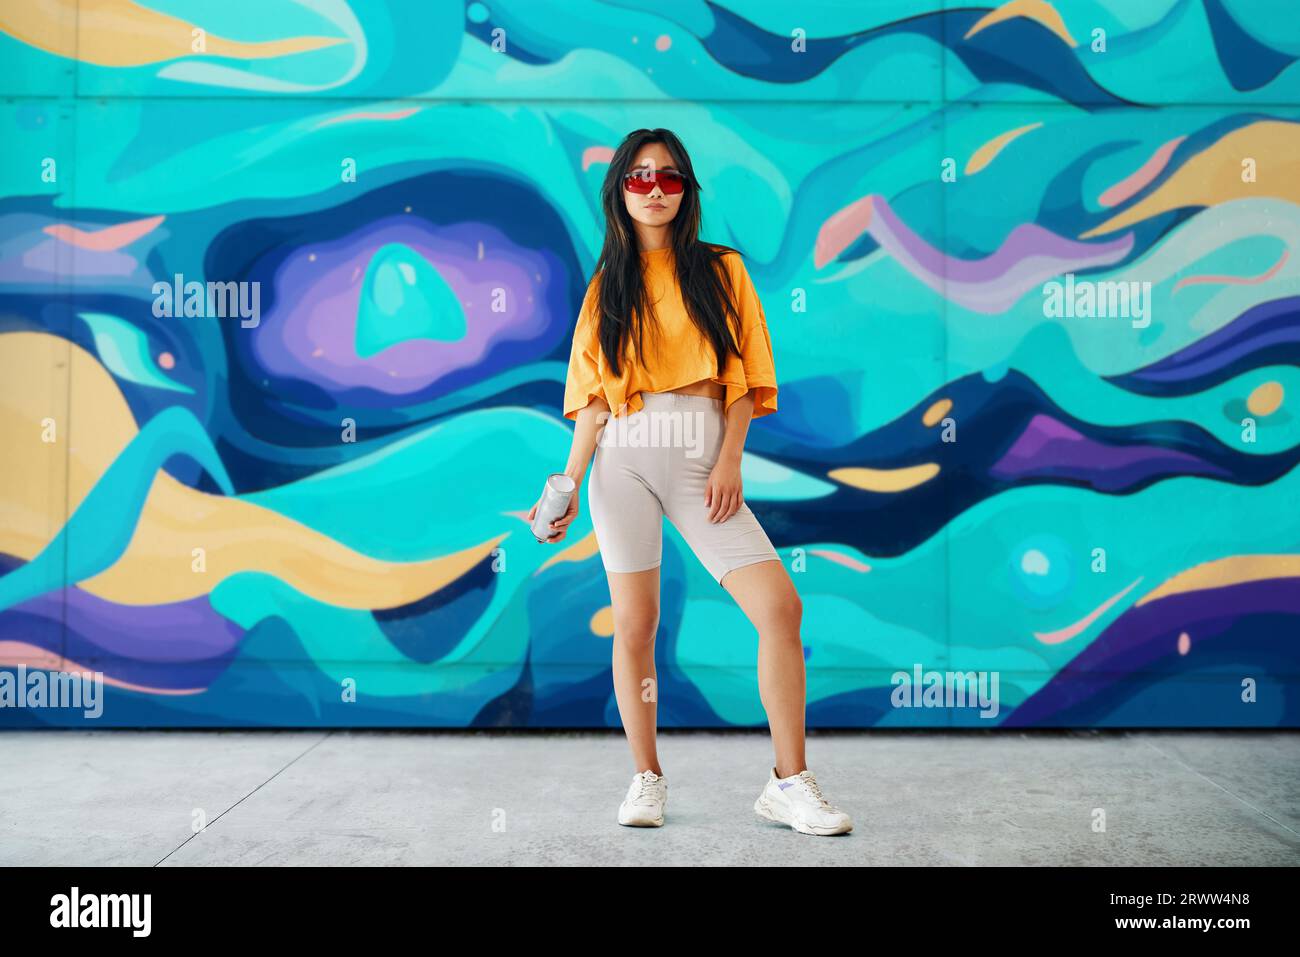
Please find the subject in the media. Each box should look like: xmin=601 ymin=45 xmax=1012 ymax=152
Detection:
xmin=0 ymin=332 xmax=505 ymax=609
xmin=534 ymin=530 xmax=602 ymax=576
xmin=966 ymin=123 xmax=1043 ymax=176
xmin=1135 ymin=554 xmax=1300 ymax=607
xmin=1 ymin=0 xmax=346 ymax=67
xmin=828 ymin=464 xmax=940 ymax=493
xmin=922 ymin=398 xmax=953 ymax=427
xmin=964 ymin=0 xmax=1077 ymax=47
xmin=1081 ymin=121 xmax=1300 ymax=239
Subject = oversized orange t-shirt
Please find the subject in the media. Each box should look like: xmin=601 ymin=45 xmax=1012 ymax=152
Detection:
xmin=563 ymin=246 xmax=777 ymax=421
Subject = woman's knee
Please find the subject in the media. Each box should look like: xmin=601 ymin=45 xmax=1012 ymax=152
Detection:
xmin=613 ymin=610 xmax=660 ymax=647
xmin=758 ymin=586 xmax=802 ymax=637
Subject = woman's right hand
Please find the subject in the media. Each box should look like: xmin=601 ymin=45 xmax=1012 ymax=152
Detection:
xmin=527 ymin=484 xmax=581 ymax=543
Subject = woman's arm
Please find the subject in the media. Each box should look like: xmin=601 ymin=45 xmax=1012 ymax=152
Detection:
xmin=531 ymin=395 xmax=610 ymax=543
xmin=707 ymin=391 xmax=755 ymax=523
xmin=718 ymin=391 xmax=755 ymax=466
xmin=539 ymin=273 xmax=610 ymax=541
xmin=705 ymin=254 xmax=775 ymax=522
xmin=564 ymin=396 xmax=611 ymax=487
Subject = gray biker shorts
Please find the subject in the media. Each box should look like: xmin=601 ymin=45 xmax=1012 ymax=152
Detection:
xmin=586 ymin=390 xmax=781 ymax=585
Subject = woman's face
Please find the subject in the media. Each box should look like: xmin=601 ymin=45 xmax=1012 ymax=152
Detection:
xmin=622 ymin=141 xmax=684 ymax=232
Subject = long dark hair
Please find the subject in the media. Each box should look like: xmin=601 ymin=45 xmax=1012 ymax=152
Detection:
xmin=591 ymin=128 xmax=744 ymax=379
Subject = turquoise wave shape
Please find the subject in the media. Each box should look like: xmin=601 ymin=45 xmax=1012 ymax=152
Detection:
xmin=0 ymin=407 xmax=233 ymax=612
xmin=78 ymin=312 xmax=194 ymax=394
xmin=356 ymin=243 xmax=467 ymax=357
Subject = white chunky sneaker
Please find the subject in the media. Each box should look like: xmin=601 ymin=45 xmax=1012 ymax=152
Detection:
xmin=754 ymin=767 xmax=853 ymax=835
xmin=618 ymin=770 xmax=668 ymax=827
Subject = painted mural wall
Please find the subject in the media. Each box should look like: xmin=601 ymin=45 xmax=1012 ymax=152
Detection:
xmin=1 ymin=1 xmax=1298 ymax=728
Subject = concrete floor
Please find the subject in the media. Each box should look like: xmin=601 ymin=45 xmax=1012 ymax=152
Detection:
xmin=0 ymin=730 xmax=1296 ymax=866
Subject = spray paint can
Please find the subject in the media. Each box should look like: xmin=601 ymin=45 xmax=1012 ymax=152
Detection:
xmin=532 ymin=473 xmax=576 ymax=542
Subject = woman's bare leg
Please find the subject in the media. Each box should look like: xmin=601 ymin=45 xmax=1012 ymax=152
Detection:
xmin=721 ymin=559 xmax=807 ymax=777
xmin=607 ymin=566 xmax=664 ymax=774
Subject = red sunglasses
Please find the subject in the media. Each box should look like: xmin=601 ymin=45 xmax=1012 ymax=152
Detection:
xmin=623 ymin=168 xmax=688 ymax=195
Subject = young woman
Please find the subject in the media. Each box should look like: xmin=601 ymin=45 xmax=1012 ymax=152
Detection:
xmin=529 ymin=128 xmax=852 ymax=837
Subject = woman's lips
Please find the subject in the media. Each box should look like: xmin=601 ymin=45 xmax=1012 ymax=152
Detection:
xmin=646 ymin=203 xmax=666 ymax=209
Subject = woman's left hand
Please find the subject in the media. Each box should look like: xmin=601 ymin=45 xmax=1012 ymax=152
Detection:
xmin=705 ymin=455 xmax=744 ymax=523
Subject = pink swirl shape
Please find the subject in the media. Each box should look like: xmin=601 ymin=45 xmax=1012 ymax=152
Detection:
xmin=0 ymin=641 xmax=205 ymax=695
xmin=314 ymin=107 xmax=421 ymax=129
xmin=808 ymin=549 xmax=871 ymax=572
xmin=43 ymin=214 xmax=165 ymax=251
xmin=582 ymin=146 xmax=616 ymax=171
xmin=814 ymin=196 xmax=874 ymax=268
xmin=1098 ymin=136 xmax=1186 ymax=208
xmin=1173 ymin=248 xmax=1288 ymax=291
xmin=1032 ymin=577 xmax=1144 ymax=645
xmin=817 ymin=194 xmax=1134 ymax=314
